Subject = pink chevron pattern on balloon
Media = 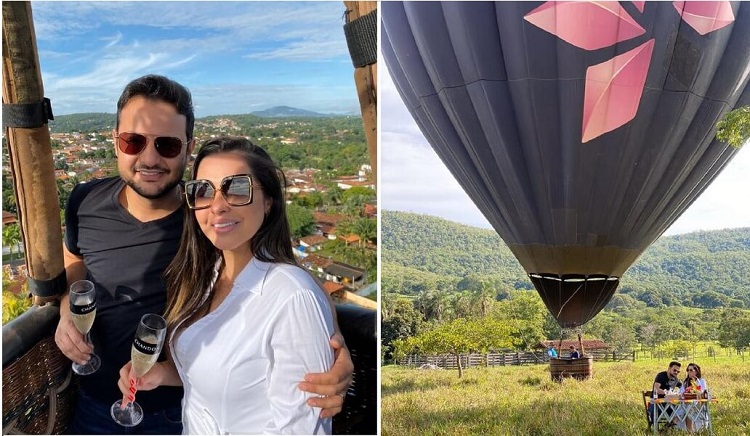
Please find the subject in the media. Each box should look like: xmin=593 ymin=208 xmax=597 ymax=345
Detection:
xmin=673 ymin=1 xmax=735 ymax=35
xmin=524 ymin=1 xmax=736 ymax=142
xmin=523 ymin=1 xmax=645 ymax=50
xmin=582 ymin=39 xmax=655 ymax=143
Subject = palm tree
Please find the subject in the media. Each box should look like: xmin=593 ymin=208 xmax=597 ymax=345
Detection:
xmin=2 ymin=223 xmax=22 ymax=261
xmin=448 ymin=292 xmax=473 ymax=321
xmin=343 ymin=194 xmax=366 ymax=216
xmin=471 ymin=281 xmax=495 ymax=318
xmin=353 ymin=217 xmax=376 ymax=246
xmin=324 ymin=185 xmax=343 ymax=207
xmin=420 ymin=289 xmax=449 ymax=322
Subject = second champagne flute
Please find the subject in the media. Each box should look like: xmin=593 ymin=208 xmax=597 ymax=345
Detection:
xmin=110 ymin=313 xmax=167 ymax=427
xmin=69 ymin=280 xmax=100 ymax=375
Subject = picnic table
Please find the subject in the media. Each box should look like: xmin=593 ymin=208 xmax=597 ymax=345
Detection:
xmin=651 ymin=395 xmax=716 ymax=435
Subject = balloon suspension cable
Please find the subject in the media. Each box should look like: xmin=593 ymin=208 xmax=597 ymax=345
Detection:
xmin=555 ymin=281 xmax=584 ymax=320
xmin=578 ymin=326 xmax=586 ymax=357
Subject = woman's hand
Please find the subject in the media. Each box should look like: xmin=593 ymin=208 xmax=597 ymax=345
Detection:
xmin=116 ymin=361 xmax=165 ymax=408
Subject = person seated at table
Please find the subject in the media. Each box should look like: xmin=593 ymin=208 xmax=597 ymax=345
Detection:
xmin=651 ymin=361 xmax=682 ymax=427
xmin=547 ymin=346 xmax=558 ymax=358
xmin=677 ymin=363 xmax=709 ymax=433
xmin=569 ymin=346 xmax=580 ymax=359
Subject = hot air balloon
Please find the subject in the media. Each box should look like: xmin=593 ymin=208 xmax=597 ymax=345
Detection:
xmin=382 ymin=1 xmax=750 ymax=328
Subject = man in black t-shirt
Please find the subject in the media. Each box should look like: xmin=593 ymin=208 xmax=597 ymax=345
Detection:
xmin=650 ymin=361 xmax=682 ymax=426
xmin=54 ymin=75 xmax=352 ymax=434
xmin=653 ymin=361 xmax=682 ymax=397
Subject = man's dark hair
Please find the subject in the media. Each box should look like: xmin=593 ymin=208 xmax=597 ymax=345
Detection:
xmin=116 ymin=74 xmax=194 ymax=141
xmin=669 ymin=361 xmax=681 ymax=368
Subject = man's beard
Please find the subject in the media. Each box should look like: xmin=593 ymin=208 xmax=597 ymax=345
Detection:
xmin=123 ymin=171 xmax=182 ymax=200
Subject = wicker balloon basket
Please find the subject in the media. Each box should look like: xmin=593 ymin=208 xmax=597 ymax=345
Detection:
xmin=549 ymin=356 xmax=594 ymax=381
xmin=2 ymin=335 xmax=78 ymax=434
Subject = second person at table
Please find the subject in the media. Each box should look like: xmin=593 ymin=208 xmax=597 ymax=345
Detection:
xmin=678 ymin=362 xmax=709 ymax=433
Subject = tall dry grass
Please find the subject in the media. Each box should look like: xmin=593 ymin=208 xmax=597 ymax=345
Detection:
xmin=381 ymin=358 xmax=750 ymax=435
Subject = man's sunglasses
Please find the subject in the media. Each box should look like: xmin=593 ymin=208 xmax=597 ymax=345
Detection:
xmin=115 ymin=132 xmax=186 ymax=158
xmin=184 ymin=174 xmax=254 ymax=210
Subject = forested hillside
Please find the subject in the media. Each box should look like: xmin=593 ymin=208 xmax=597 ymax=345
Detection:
xmin=382 ymin=210 xmax=750 ymax=308
xmin=48 ymin=113 xmax=115 ymax=132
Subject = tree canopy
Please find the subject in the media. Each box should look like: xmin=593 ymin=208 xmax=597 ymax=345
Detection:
xmin=716 ymin=105 xmax=750 ymax=148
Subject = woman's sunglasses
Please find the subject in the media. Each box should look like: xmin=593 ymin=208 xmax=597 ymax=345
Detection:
xmin=115 ymin=132 xmax=185 ymax=158
xmin=184 ymin=174 xmax=254 ymax=210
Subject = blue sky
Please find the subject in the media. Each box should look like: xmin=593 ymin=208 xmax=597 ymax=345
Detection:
xmin=381 ymin=58 xmax=750 ymax=236
xmin=31 ymin=1 xmax=359 ymax=117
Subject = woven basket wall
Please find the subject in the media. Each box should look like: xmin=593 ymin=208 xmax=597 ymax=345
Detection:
xmin=2 ymin=335 xmax=77 ymax=434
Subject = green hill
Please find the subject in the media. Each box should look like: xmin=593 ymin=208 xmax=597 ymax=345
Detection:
xmin=382 ymin=210 xmax=750 ymax=308
xmin=49 ymin=113 xmax=115 ymax=132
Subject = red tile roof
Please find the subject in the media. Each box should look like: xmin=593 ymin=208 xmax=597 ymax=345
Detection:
xmin=339 ymin=234 xmax=360 ymax=245
xmin=363 ymin=203 xmax=377 ymax=216
xmin=299 ymin=235 xmax=328 ymax=247
xmin=301 ymin=254 xmax=333 ymax=270
xmin=312 ymin=212 xmax=347 ymax=226
xmin=322 ymin=281 xmax=345 ymax=295
xmin=3 ymin=211 xmax=17 ymax=225
xmin=537 ymin=339 xmax=610 ymax=350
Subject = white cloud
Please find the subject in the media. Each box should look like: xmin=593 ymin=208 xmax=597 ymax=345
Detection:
xmin=42 ymin=51 xmax=199 ymax=114
xmin=664 ymin=144 xmax=750 ymax=235
xmin=31 ymin=1 xmax=357 ymax=115
xmin=31 ymin=2 xmax=349 ymax=61
xmin=244 ymin=39 xmax=347 ymax=62
xmin=381 ymin=130 xmax=493 ymax=230
xmin=101 ymin=32 xmax=123 ymax=49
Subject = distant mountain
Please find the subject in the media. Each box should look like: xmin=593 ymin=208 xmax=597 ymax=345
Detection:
xmin=251 ymin=106 xmax=329 ymax=118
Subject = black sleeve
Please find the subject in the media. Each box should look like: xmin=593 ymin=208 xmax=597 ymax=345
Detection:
xmin=64 ymin=182 xmax=94 ymax=256
xmin=654 ymin=372 xmax=668 ymax=388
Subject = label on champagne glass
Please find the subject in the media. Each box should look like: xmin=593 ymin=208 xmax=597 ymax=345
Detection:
xmin=70 ymin=301 xmax=96 ymax=315
xmin=133 ymin=337 xmax=158 ymax=355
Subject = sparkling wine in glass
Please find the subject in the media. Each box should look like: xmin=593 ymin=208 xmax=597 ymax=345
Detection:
xmin=110 ymin=313 xmax=167 ymax=427
xmin=69 ymin=280 xmax=100 ymax=375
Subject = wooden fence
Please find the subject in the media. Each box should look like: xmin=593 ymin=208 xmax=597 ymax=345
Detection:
xmin=399 ymin=350 xmax=635 ymax=369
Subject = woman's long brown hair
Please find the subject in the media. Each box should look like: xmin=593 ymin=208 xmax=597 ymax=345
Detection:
xmin=164 ymin=136 xmax=296 ymax=332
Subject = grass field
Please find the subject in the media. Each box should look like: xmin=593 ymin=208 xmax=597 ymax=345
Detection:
xmin=381 ymin=358 xmax=750 ymax=435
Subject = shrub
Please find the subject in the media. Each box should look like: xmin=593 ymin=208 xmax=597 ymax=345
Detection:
xmin=2 ymin=287 xmax=32 ymax=325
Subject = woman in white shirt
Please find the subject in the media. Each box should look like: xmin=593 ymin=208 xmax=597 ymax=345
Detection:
xmin=117 ymin=137 xmax=337 ymax=434
xmin=678 ymin=362 xmax=709 ymax=432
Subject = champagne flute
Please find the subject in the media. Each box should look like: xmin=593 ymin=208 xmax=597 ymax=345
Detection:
xmin=110 ymin=313 xmax=167 ymax=427
xmin=69 ymin=280 xmax=100 ymax=375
